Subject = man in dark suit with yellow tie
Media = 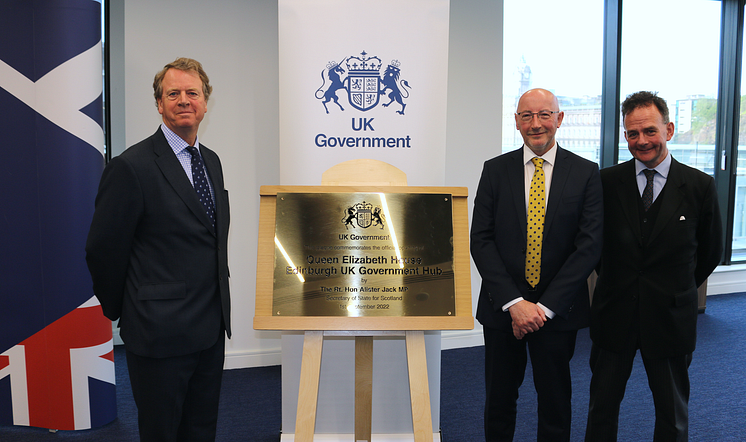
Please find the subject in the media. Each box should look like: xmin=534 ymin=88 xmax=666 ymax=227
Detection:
xmin=86 ymin=58 xmax=231 ymax=442
xmin=471 ymin=88 xmax=603 ymax=441
xmin=585 ymin=91 xmax=723 ymax=442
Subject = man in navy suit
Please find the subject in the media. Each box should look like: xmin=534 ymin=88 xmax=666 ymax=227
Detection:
xmin=585 ymin=91 xmax=722 ymax=442
xmin=471 ymin=88 xmax=603 ymax=441
xmin=86 ymin=58 xmax=231 ymax=442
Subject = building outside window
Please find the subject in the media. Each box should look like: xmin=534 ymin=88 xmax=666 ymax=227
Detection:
xmin=503 ymin=0 xmax=745 ymax=263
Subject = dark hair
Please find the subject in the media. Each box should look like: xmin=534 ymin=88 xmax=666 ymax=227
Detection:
xmin=153 ymin=57 xmax=212 ymax=106
xmin=621 ymin=91 xmax=669 ymax=123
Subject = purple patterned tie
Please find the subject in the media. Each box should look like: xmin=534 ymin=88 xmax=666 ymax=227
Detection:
xmin=186 ymin=146 xmax=215 ymax=226
xmin=642 ymin=169 xmax=656 ymax=212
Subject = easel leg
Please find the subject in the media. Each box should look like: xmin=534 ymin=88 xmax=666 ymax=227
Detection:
xmin=405 ymin=331 xmax=433 ymax=442
xmin=355 ymin=336 xmax=373 ymax=441
xmin=295 ymin=331 xmax=323 ymax=442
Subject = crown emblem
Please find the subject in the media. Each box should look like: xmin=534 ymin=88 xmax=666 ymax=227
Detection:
xmin=346 ymin=51 xmax=382 ymax=74
xmin=354 ymin=201 xmax=373 ymax=212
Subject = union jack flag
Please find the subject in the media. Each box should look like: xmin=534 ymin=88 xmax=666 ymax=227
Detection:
xmin=0 ymin=297 xmax=115 ymax=430
xmin=0 ymin=0 xmax=116 ymax=431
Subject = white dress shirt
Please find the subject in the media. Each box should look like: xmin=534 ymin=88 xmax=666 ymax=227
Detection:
xmin=635 ymin=152 xmax=671 ymax=203
xmin=502 ymin=144 xmax=558 ymax=319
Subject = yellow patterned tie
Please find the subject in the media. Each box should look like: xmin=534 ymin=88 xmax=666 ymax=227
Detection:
xmin=526 ymin=157 xmax=545 ymax=288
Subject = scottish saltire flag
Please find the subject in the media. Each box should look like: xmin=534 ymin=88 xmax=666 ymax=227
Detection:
xmin=0 ymin=0 xmax=115 ymax=430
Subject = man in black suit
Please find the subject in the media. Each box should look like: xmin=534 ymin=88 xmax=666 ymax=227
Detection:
xmin=585 ymin=91 xmax=722 ymax=442
xmin=86 ymin=58 xmax=231 ymax=442
xmin=471 ymin=88 xmax=603 ymax=441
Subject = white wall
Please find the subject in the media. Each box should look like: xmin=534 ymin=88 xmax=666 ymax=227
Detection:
xmin=118 ymin=0 xmax=282 ymax=367
xmin=443 ymin=0 xmax=502 ymax=350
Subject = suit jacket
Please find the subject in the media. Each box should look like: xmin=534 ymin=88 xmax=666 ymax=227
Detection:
xmin=471 ymin=146 xmax=604 ymax=332
xmin=86 ymin=128 xmax=231 ymax=358
xmin=590 ymin=158 xmax=722 ymax=358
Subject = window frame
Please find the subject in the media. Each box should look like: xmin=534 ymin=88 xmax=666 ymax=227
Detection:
xmin=599 ymin=0 xmax=745 ymax=264
xmin=713 ymin=0 xmax=744 ymax=264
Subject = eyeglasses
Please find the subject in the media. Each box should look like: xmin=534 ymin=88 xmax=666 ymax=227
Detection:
xmin=516 ymin=111 xmax=560 ymax=122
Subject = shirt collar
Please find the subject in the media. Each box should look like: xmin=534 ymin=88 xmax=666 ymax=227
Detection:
xmin=523 ymin=142 xmax=557 ymax=166
xmin=161 ymin=123 xmax=200 ymax=155
xmin=635 ymin=151 xmax=671 ymax=179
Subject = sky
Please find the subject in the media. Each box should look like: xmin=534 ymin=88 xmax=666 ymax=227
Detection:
xmin=503 ymin=0 xmax=724 ymax=102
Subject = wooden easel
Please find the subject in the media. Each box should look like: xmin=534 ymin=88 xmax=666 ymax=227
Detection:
xmin=254 ymin=159 xmax=473 ymax=442
xmin=294 ymin=329 xmax=432 ymax=442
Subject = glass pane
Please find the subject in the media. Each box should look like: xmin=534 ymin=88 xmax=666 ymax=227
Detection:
xmin=618 ymin=0 xmax=721 ymax=175
xmin=502 ymin=0 xmax=604 ymax=163
xmin=734 ymin=3 xmax=746 ymax=262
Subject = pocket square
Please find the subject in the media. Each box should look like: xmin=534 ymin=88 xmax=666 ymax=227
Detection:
xmin=679 ymin=216 xmax=686 ymax=221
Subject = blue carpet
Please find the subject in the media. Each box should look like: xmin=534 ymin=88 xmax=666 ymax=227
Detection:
xmin=440 ymin=292 xmax=746 ymax=442
xmin=1 ymin=292 xmax=744 ymax=441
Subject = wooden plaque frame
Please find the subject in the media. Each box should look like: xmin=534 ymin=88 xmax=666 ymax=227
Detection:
xmin=253 ymin=185 xmax=473 ymax=332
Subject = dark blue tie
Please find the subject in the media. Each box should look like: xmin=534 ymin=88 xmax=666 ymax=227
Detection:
xmin=642 ymin=169 xmax=656 ymax=212
xmin=186 ymin=146 xmax=216 ymax=227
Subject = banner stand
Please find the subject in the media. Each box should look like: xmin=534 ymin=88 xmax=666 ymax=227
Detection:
xmin=254 ymin=159 xmax=473 ymax=442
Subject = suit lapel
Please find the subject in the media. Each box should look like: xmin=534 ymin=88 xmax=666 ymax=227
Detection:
xmin=613 ymin=160 xmax=643 ymax=244
xmin=544 ymin=146 xmax=569 ymax=232
xmin=507 ymin=149 xmax=528 ymax=242
xmin=648 ymin=158 xmax=685 ymax=244
xmin=152 ymin=129 xmax=216 ymax=235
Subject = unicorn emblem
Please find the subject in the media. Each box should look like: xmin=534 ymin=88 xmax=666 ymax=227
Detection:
xmin=315 ymin=60 xmax=348 ymax=114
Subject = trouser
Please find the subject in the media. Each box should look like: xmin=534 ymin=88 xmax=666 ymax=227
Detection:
xmin=585 ymin=343 xmax=692 ymax=442
xmin=126 ymin=332 xmax=226 ymax=442
xmin=483 ymin=325 xmax=578 ymax=442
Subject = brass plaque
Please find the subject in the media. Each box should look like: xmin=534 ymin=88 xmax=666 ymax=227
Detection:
xmin=272 ymin=193 xmax=455 ymax=316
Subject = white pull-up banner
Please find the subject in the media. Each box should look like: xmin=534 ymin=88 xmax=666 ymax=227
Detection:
xmin=279 ymin=0 xmax=450 ymax=186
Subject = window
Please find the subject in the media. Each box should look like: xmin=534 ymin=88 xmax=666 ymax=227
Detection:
xmin=618 ymin=0 xmax=721 ymax=173
xmin=733 ymin=3 xmax=746 ymax=261
xmin=503 ymin=0 xmax=746 ymax=264
xmin=502 ymin=0 xmax=604 ymax=163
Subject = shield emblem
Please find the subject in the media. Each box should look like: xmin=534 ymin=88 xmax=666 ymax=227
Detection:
xmin=347 ymin=73 xmax=380 ymax=111
xmin=355 ymin=202 xmax=373 ymax=228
